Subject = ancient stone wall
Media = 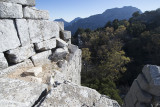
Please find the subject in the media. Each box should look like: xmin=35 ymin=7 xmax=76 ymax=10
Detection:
xmin=0 ymin=0 xmax=120 ymax=106
xmin=124 ymin=65 xmax=160 ymax=107
xmin=0 ymin=0 xmax=81 ymax=85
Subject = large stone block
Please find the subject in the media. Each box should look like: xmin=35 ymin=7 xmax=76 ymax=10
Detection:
xmin=52 ymin=48 xmax=69 ymax=62
xmin=60 ymin=30 xmax=71 ymax=41
xmin=68 ymin=44 xmax=79 ymax=53
xmin=0 ymin=2 xmax=23 ymax=18
xmin=31 ymin=50 xmax=52 ymax=66
xmin=130 ymin=80 xmax=152 ymax=103
xmin=55 ymin=21 xmax=64 ymax=31
xmin=0 ymin=53 xmax=8 ymax=70
xmin=16 ymin=19 xmax=30 ymax=46
xmin=142 ymin=65 xmax=160 ymax=96
xmin=0 ymin=0 xmax=35 ymax=6
xmin=28 ymin=20 xmax=59 ymax=43
xmin=0 ymin=19 xmax=21 ymax=52
xmin=137 ymin=73 xmax=149 ymax=91
xmin=23 ymin=7 xmax=49 ymax=19
xmin=0 ymin=78 xmax=47 ymax=107
xmin=35 ymin=38 xmax=56 ymax=52
xmin=0 ymin=59 xmax=34 ymax=77
xmin=6 ymin=44 xmax=35 ymax=64
xmin=56 ymin=38 xmax=68 ymax=48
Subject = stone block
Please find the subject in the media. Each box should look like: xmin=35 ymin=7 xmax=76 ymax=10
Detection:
xmin=142 ymin=65 xmax=160 ymax=96
xmin=22 ymin=67 xmax=42 ymax=77
xmin=0 ymin=78 xmax=47 ymax=107
xmin=60 ymin=30 xmax=71 ymax=40
xmin=6 ymin=44 xmax=35 ymax=64
xmin=0 ymin=59 xmax=34 ymax=77
xmin=52 ymin=48 xmax=69 ymax=62
xmin=16 ymin=19 xmax=30 ymax=46
xmin=130 ymin=80 xmax=152 ymax=103
xmin=31 ymin=50 xmax=52 ymax=66
xmin=0 ymin=19 xmax=20 ymax=52
xmin=137 ymin=74 xmax=149 ymax=91
xmin=0 ymin=53 xmax=8 ymax=70
xmin=56 ymin=38 xmax=68 ymax=48
xmin=0 ymin=0 xmax=35 ymax=6
xmin=68 ymin=44 xmax=79 ymax=53
xmin=55 ymin=21 xmax=64 ymax=31
xmin=23 ymin=7 xmax=49 ymax=19
xmin=35 ymin=38 xmax=56 ymax=52
xmin=0 ymin=2 xmax=23 ymax=18
xmin=28 ymin=20 xmax=59 ymax=43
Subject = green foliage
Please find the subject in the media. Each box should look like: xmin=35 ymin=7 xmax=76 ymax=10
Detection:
xmin=74 ymin=8 xmax=160 ymax=105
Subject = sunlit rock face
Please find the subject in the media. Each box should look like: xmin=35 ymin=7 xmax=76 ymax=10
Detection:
xmin=0 ymin=0 xmax=120 ymax=107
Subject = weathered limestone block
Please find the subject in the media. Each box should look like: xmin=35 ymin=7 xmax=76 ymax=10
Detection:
xmin=0 ymin=19 xmax=20 ymax=52
xmin=23 ymin=7 xmax=49 ymax=19
xmin=22 ymin=67 xmax=42 ymax=77
xmin=137 ymin=74 xmax=149 ymax=91
xmin=0 ymin=0 xmax=35 ymax=6
xmin=55 ymin=21 xmax=64 ymax=31
xmin=0 ymin=59 xmax=34 ymax=77
xmin=68 ymin=44 xmax=79 ymax=53
xmin=35 ymin=38 xmax=56 ymax=52
xmin=28 ymin=20 xmax=59 ymax=43
xmin=0 ymin=78 xmax=47 ymax=107
xmin=0 ymin=2 xmax=23 ymax=18
xmin=16 ymin=19 xmax=30 ymax=46
xmin=60 ymin=30 xmax=71 ymax=41
xmin=56 ymin=38 xmax=68 ymax=48
xmin=0 ymin=53 xmax=8 ymax=70
xmin=130 ymin=80 xmax=152 ymax=103
xmin=40 ymin=82 xmax=119 ymax=107
xmin=6 ymin=44 xmax=35 ymax=64
xmin=31 ymin=50 xmax=52 ymax=66
xmin=52 ymin=48 xmax=69 ymax=62
xmin=142 ymin=65 xmax=160 ymax=96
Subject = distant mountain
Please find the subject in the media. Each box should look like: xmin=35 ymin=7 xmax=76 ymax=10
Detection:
xmin=54 ymin=18 xmax=69 ymax=27
xmin=54 ymin=17 xmax=82 ymax=27
xmin=65 ymin=6 xmax=142 ymax=34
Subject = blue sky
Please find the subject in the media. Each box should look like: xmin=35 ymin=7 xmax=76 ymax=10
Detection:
xmin=36 ymin=0 xmax=160 ymax=22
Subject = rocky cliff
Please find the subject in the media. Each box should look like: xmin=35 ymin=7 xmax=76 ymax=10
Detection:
xmin=0 ymin=0 xmax=120 ymax=107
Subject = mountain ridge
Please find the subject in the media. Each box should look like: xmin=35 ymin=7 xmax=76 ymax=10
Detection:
xmin=63 ymin=6 xmax=142 ymax=34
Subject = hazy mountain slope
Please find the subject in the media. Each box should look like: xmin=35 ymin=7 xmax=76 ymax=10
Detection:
xmin=65 ymin=6 xmax=142 ymax=34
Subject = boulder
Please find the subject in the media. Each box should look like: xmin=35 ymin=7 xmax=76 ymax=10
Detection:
xmin=23 ymin=7 xmax=49 ymax=19
xmin=16 ymin=19 xmax=30 ymax=46
xmin=0 ymin=0 xmax=35 ymax=6
xmin=52 ymin=48 xmax=69 ymax=62
xmin=22 ymin=67 xmax=42 ymax=77
xmin=0 ymin=2 xmax=23 ymax=18
xmin=0 ymin=53 xmax=8 ymax=70
xmin=68 ymin=44 xmax=79 ymax=53
xmin=6 ymin=44 xmax=35 ymax=64
xmin=0 ymin=78 xmax=47 ymax=107
xmin=56 ymin=38 xmax=68 ymax=48
xmin=35 ymin=38 xmax=56 ymax=52
xmin=31 ymin=50 xmax=52 ymax=66
xmin=0 ymin=19 xmax=20 ymax=52
xmin=0 ymin=59 xmax=34 ymax=77
xmin=142 ymin=65 xmax=160 ymax=96
xmin=28 ymin=20 xmax=59 ymax=43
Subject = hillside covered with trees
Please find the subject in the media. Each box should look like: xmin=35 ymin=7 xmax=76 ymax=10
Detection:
xmin=72 ymin=8 xmax=160 ymax=104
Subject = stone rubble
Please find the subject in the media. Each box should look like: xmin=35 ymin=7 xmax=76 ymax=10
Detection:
xmin=0 ymin=0 xmax=120 ymax=107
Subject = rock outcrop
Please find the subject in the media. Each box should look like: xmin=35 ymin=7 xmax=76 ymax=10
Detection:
xmin=124 ymin=65 xmax=160 ymax=107
xmin=0 ymin=0 xmax=119 ymax=107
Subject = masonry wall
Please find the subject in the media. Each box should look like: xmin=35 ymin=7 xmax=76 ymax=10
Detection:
xmin=0 ymin=0 xmax=81 ymax=85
